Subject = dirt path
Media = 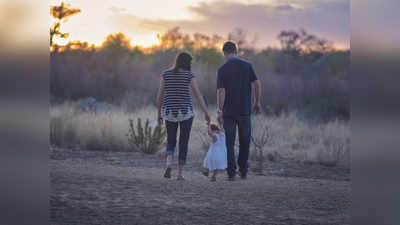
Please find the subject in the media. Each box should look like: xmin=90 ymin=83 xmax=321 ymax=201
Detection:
xmin=51 ymin=150 xmax=350 ymax=225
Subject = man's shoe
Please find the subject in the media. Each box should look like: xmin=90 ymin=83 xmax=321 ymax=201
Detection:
xmin=239 ymin=171 xmax=247 ymax=179
xmin=228 ymin=176 xmax=235 ymax=181
xmin=164 ymin=168 xmax=172 ymax=178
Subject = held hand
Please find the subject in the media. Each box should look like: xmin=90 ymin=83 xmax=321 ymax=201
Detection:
xmin=217 ymin=111 xmax=223 ymax=127
xmin=157 ymin=114 xmax=163 ymax=125
xmin=253 ymin=102 xmax=261 ymax=114
xmin=205 ymin=113 xmax=211 ymax=125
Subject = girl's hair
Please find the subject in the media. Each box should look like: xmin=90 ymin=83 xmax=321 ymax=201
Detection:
xmin=173 ymin=52 xmax=192 ymax=73
xmin=210 ymin=123 xmax=219 ymax=132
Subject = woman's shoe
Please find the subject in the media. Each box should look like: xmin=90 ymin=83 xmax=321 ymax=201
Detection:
xmin=202 ymin=169 xmax=209 ymax=177
xmin=210 ymin=176 xmax=216 ymax=182
xmin=164 ymin=168 xmax=172 ymax=178
xmin=177 ymin=176 xmax=185 ymax=181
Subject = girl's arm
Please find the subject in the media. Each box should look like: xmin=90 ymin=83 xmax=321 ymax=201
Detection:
xmin=219 ymin=126 xmax=225 ymax=133
xmin=156 ymin=77 xmax=165 ymax=124
xmin=207 ymin=124 xmax=217 ymax=143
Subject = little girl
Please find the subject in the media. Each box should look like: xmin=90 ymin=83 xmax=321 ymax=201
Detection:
xmin=202 ymin=123 xmax=227 ymax=181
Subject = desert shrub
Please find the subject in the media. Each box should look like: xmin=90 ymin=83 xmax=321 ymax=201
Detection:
xmin=50 ymin=101 xmax=78 ymax=148
xmin=127 ymin=118 xmax=166 ymax=154
xmin=50 ymin=115 xmax=63 ymax=146
xmin=250 ymin=115 xmax=272 ymax=174
xmin=50 ymin=102 xmax=134 ymax=151
xmin=249 ymin=112 xmax=350 ymax=169
xmin=50 ymin=102 xmax=350 ymax=168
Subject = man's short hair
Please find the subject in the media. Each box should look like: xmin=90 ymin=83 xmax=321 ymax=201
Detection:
xmin=222 ymin=41 xmax=237 ymax=54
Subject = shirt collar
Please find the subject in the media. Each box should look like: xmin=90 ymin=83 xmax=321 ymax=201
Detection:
xmin=226 ymin=56 xmax=239 ymax=62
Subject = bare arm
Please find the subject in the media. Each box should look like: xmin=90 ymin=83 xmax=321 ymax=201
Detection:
xmin=190 ymin=78 xmax=210 ymax=123
xmin=217 ymin=88 xmax=225 ymax=112
xmin=217 ymin=88 xmax=225 ymax=126
xmin=252 ymin=80 xmax=262 ymax=113
xmin=156 ymin=78 xmax=165 ymax=124
xmin=253 ymin=80 xmax=261 ymax=104
xmin=207 ymin=124 xmax=217 ymax=143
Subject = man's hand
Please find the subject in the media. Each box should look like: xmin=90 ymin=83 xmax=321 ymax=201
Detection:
xmin=253 ymin=102 xmax=261 ymax=114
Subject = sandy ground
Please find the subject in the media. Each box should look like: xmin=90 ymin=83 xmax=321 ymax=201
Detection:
xmin=50 ymin=148 xmax=350 ymax=225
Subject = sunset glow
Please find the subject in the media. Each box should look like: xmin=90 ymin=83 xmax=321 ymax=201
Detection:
xmin=51 ymin=0 xmax=350 ymax=49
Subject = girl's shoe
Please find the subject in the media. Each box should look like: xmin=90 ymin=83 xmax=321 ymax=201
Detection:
xmin=164 ymin=168 xmax=172 ymax=178
xmin=210 ymin=176 xmax=216 ymax=182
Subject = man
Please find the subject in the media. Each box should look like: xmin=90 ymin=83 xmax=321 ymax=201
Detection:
xmin=217 ymin=41 xmax=261 ymax=181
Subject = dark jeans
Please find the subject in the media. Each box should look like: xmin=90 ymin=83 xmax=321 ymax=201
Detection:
xmin=223 ymin=115 xmax=251 ymax=177
xmin=165 ymin=117 xmax=194 ymax=165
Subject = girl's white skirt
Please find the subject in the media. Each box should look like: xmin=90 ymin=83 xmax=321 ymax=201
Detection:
xmin=203 ymin=143 xmax=227 ymax=171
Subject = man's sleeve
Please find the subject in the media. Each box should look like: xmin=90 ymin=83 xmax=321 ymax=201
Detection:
xmin=249 ymin=64 xmax=258 ymax=82
xmin=217 ymin=69 xmax=224 ymax=89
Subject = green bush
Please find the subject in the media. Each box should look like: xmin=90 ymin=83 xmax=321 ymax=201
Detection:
xmin=127 ymin=118 xmax=166 ymax=154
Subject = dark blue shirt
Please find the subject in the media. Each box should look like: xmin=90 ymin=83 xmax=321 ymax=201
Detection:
xmin=217 ymin=57 xmax=258 ymax=116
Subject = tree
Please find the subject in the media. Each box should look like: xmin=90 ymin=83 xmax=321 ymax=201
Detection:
xmin=101 ymin=32 xmax=132 ymax=55
xmin=192 ymin=33 xmax=223 ymax=50
xmin=156 ymin=27 xmax=193 ymax=51
xmin=277 ymin=30 xmax=302 ymax=58
xmin=227 ymin=28 xmax=248 ymax=55
xmin=278 ymin=29 xmax=334 ymax=63
xmin=99 ymin=33 xmax=133 ymax=102
xmin=228 ymin=28 xmax=247 ymax=48
xmin=50 ymin=2 xmax=81 ymax=48
xmin=59 ymin=40 xmax=95 ymax=52
xmin=193 ymin=33 xmax=210 ymax=50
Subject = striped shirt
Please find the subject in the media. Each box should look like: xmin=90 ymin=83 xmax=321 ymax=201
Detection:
xmin=161 ymin=69 xmax=195 ymax=122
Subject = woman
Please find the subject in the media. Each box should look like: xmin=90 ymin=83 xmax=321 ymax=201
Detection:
xmin=156 ymin=52 xmax=210 ymax=180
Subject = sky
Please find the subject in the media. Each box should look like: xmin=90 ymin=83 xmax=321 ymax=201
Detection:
xmin=51 ymin=0 xmax=350 ymax=49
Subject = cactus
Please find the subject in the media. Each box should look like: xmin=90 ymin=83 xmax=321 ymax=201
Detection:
xmin=127 ymin=118 xmax=166 ymax=154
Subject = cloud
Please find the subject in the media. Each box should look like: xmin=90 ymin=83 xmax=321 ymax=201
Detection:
xmin=110 ymin=0 xmax=349 ymax=48
xmin=275 ymin=5 xmax=294 ymax=11
xmin=109 ymin=6 xmax=127 ymax=14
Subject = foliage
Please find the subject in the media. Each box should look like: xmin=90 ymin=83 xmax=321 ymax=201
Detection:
xmin=157 ymin=27 xmax=193 ymax=51
xmin=50 ymin=27 xmax=349 ymax=121
xmin=127 ymin=118 xmax=166 ymax=154
xmin=50 ymin=104 xmax=350 ymax=168
xmin=250 ymin=115 xmax=272 ymax=174
xmin=50 ymin=2 xmax=81 ymax=47
xmin=277 ymin=28 xmax=333 ymax=62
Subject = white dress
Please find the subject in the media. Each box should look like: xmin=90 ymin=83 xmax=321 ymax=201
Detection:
xmin=203 ymin=132 xmax=227 ymax=171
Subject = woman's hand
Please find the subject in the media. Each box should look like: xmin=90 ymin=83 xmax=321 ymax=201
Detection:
xmin=156 ymin=77 xmax=165 ymax=125
xmin=205 ymin=112 xmax=211 ymax=125
xmin=157 ymin=113 xmax=163 ymax=125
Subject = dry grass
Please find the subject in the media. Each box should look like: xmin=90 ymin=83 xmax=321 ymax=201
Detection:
xmin=50 ymin=102 xmax=137 ymax=151
xmin=251 ymin=113 xmax=350 ymax=168
xmin=50 ymin=102 xmax=350 ymax=168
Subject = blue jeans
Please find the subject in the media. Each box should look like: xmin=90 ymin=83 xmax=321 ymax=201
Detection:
xmin=223 ymin=115 xmax=251 ymax=177
xmin=165 ymin=117 xmax=194 ymax=165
